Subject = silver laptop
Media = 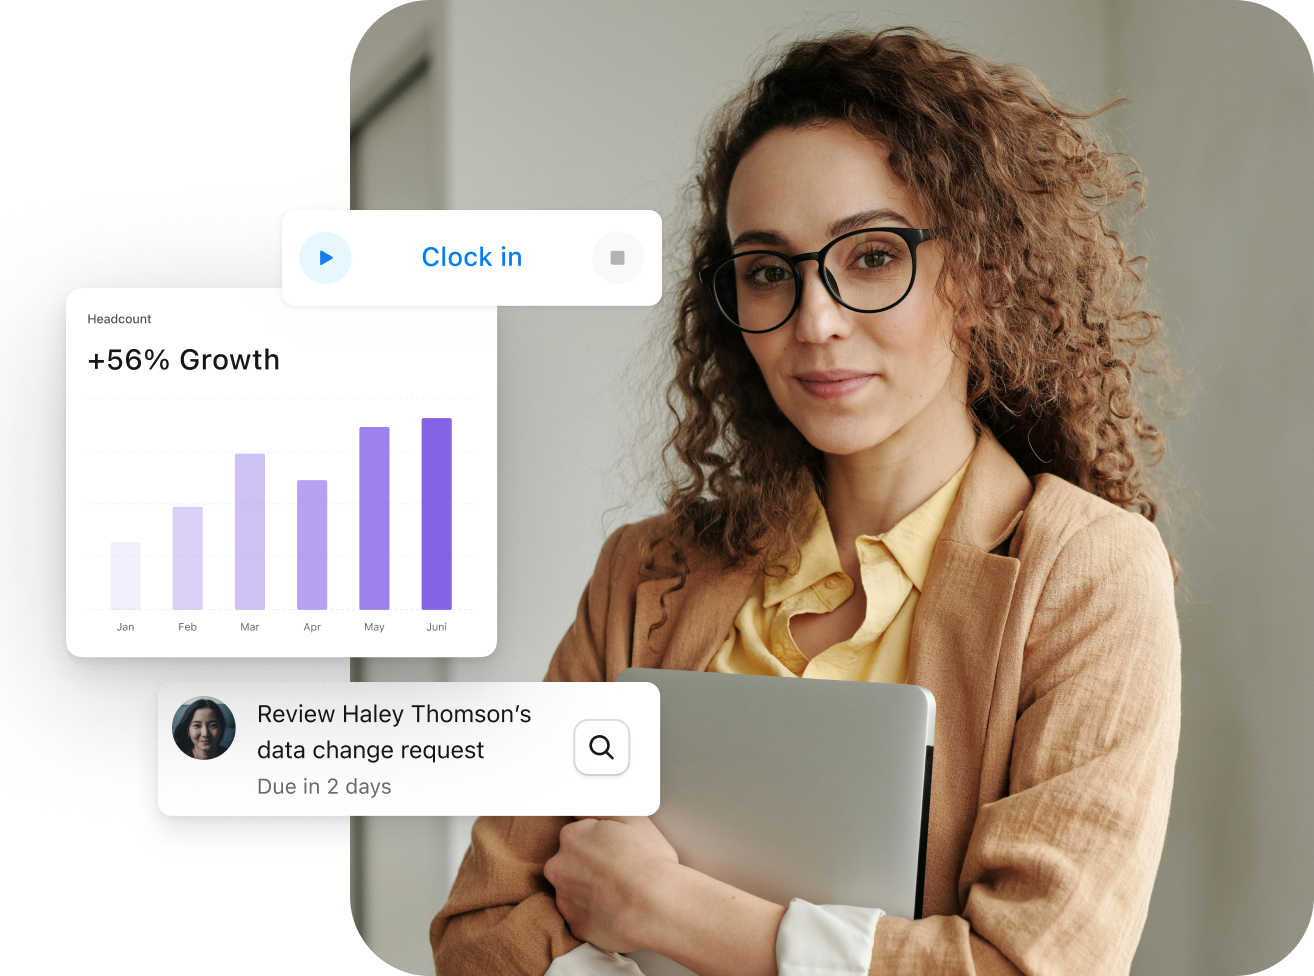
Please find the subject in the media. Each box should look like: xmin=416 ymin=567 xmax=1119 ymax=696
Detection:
xmin=616 ymin=668 xmax=935 ymax=976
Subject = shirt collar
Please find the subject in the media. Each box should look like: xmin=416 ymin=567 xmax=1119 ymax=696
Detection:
xmin=762 ymin=455 xmax=972 ymax=606
xmin=762 ymin=492 xmax=843 ymax=607
xmin=870 ymin=456 xmax=970 ymax=591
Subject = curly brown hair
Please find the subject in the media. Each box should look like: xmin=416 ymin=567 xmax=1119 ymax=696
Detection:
xmin=646 ymin=26 xmax=1172 ymax=583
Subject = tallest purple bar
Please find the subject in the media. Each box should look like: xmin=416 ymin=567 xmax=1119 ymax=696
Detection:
xmin=234 ymin=453 xmax=265 ymax=610
xmin=421 ymin=418 xmax=452 ymax=611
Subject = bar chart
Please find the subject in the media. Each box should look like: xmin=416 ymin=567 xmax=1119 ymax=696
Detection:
xmin=66 ymin=289 xmax=497 ymax=657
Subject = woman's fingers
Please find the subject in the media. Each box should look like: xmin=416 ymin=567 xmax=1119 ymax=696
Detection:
xmin=572 ymin=815 xmax=645 ymax=825
xmin=543 ymin=852 xmax=559 ymax=884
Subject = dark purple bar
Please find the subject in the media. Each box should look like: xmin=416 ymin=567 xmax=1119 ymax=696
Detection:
xmin=172 ymin=507 xmax=203 ymax=610
xmin=359 ymin=427 xmax=390 ymax=610
xmin=234 ymin=453 xmax=265 ymax=610
xmin=297 ymin=480 xmax=328 ymax=611
xmin=421 ymin=418 xmax=452 ymax=611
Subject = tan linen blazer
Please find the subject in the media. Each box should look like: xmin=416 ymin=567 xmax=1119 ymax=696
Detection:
xmin=431 ymin=432 xmax=1181 ymax=976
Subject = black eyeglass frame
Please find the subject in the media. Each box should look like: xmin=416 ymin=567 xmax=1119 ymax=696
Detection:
xmin=697 ymin=226 xmax=938 ymax=334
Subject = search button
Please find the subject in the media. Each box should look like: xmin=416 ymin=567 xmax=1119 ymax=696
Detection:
xmin=574 ymin=719 xmax=630 ymax=775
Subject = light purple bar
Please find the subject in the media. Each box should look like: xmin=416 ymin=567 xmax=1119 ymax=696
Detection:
xmin=297 ymin=480 xmax=328 ymax=611
xmin=172 ymin=507 xmax=203 ymax=610
xmin=421 ymin=418 xmax=452 ymax=611
xmin=359 ymin=427 xmax=390 ymax=610
xmin=234 ymin=453 xmax=265 ymax=610
xmin=109 ymin=542 xmax=141 ymax=610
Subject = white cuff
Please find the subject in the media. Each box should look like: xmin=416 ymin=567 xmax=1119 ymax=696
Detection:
xmin=775 ymin=899 xmax=883 ymax=976
xmin=545 ymin=942 xmax=648 ymax=975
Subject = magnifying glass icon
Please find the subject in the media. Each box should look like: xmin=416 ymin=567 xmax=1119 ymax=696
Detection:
xmin=575 ymin=720 xmax=629 ymax=774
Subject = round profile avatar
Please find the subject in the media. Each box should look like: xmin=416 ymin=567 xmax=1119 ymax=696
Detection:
xmin=172 ymin=697 xmax=236 ymax=760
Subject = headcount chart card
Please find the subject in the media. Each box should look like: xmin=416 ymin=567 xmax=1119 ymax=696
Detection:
xmin=66 ymin=289 xmax=496 ymax=657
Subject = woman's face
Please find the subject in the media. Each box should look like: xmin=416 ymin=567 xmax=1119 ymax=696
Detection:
xmin=725 ymin=122 xmax=965 ymax=457
xmin=189 ymin=708 xmax=222 ymax=756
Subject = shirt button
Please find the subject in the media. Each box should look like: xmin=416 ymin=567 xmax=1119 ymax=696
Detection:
xmin=773 ymin=643 xmax=785 ymax=655
xmin=824 ymin=579 xmax=838 ymax=589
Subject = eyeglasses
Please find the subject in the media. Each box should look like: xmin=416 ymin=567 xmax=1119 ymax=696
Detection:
xmin=697 ymin=227 xmax=937 ymax=334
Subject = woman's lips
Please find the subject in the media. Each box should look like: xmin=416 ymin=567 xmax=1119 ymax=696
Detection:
xmin=794 ymin=369 xmax=875 ymax=400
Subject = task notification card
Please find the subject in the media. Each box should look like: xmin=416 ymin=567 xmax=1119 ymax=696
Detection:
xmin=66 ymin=289 xmax=496 ymax=657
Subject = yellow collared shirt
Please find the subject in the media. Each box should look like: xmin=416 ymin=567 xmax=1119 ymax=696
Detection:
xmin=707 ymin=458 xmax=970 ymax=683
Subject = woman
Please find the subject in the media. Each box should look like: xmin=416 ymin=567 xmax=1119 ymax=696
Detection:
xmin=433 ymin=28 xmax=1179 ymax=976
xmin=173 ymin=699 xmax=229 ymax=760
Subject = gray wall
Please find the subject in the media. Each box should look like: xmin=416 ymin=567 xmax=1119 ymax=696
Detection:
xmin=1108 ymin=2 xmax=1314 ymax=973
xmin=351 ymin=2 xmax=1314 ymax=974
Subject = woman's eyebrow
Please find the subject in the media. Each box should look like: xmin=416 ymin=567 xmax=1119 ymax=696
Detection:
xmin=730 ymin=229 xmax=789 ymax=248
xmin=827 ymin=208 xmax=912 ymax=237
xmin=731 ymin=209 xmax=914 ymax=250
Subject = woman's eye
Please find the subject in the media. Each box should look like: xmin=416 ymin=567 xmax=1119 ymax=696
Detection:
xmin=745 ymin=264 xmax=789 ymax=285
xmin=854 ymin=248 xmax=893 ymax=270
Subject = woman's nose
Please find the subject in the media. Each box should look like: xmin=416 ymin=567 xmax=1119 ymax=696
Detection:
xmin=792 ymin=263 xmax=851 ymax=343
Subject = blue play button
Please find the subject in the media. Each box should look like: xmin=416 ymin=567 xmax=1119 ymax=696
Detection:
xmin=299 ymin=232 xmax=352 ymax=284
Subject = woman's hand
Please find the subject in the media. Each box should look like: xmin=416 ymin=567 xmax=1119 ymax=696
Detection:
xmin=545 ymin=816 xmax=786 ymax=976
xmin=544 ymin=815 xmax=679 ymax=953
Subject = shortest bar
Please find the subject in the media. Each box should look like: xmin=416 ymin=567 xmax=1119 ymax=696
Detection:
xmin=297 ymin=480 xmax=329 ymax=611
xmin=110 ymin=542 xmax=141 ymax=610
xmin=172 ymin=508 xmax=203 ymax=611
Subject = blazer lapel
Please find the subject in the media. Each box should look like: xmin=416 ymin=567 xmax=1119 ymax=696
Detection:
xmin=632 ymin=559 xmax=759 ymax=673
xmin=908 ymin=431 xmax=1033 ymax=917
